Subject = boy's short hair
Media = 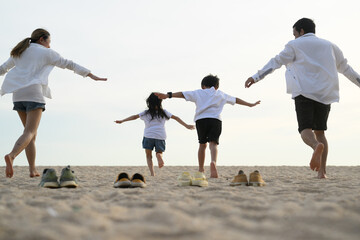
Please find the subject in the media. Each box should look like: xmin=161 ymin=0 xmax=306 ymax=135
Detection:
xmin=201 ymin=74 xmax=219 ymax=88
xmin=293 ymin=18 xmax=316 ymax=34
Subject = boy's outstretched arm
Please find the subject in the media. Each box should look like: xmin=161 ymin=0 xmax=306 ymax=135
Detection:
xmin=171 ymin=115 xmax=195 ymax=130
xmin=236 ymin=98 xmax=261 ymax=107
xmin=114 ymin=114 xmax=139 ymax=124
xmin=155 ymin=92 xmax=184 ymax=99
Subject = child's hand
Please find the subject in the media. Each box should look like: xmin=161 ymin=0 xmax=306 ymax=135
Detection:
xmin=154 ymin=92 xmax=168 ymax=99
xmin=250 ymin=100 xmax=261 ymax=107
xmin=114 ymin=120 xmax=123 ymax=124
xmin=187 ymin=124 xmax=195 ymax=130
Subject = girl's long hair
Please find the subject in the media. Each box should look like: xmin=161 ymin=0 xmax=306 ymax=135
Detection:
xmin=10 ymin=28 xmax=50 ymax=58
xmin=145 ymin=93 xmax=170 ymax=120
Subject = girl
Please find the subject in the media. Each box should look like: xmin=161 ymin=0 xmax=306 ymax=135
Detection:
xmin=0 ymin=28 xmax=107 ymax=178
xmin=115 ymin=93 xmax=194 ymax=176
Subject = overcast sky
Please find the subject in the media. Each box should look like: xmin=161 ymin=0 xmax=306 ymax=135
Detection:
xmin=0 ymin=0 xmax=359 ymax=167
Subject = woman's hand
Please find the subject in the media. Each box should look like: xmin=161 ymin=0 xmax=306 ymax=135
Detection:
xmin=88 ymin=73 xmax=107 ymax=81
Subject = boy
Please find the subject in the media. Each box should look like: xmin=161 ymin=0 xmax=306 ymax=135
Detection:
xmin=156 ymin=74 xmax=260 ymax=178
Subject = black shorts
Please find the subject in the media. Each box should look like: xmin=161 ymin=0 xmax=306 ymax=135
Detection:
xmin=195 ymin=118 xmax=222 ymax=145
xmin=294 ymin=95 xmax=331 ymax=133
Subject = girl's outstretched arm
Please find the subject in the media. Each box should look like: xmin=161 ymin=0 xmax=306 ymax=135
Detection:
xmin=171 ymin=115 xmax=195 ymax=130
xmin=114 ymin=114 xmax=139 ymax=124
xmin=236 ymin=98 xmax=261 ymax=107
xmin=155 ymin=92 xmax=184 ymax=99
xmin=87 ymin=73 xmax=107 ymax=81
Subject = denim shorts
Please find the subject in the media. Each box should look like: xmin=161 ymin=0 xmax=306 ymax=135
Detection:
xmin=13 ymin=101 xmax=46 ymax=112
xmin=142 ymin=137 xmax=166 ymax=152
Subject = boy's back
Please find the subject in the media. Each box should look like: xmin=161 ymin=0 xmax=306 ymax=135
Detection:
xmin=182 ymin=87 xmax=236 ymax=121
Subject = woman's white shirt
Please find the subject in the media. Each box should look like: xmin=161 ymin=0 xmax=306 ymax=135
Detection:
xmin=0 ymin=43 xmax=91 ymax=101
xmin=12 ymin=84 xmax=45 ymax=103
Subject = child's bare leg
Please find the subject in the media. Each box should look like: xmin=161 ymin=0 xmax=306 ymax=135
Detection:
xmin=315 ymin=130 xmax=328 ymax=179
xmin=301 ymin=129 xmax=324 ymax=171
xmin=209 ymin=142 xmax=218 ymax=178
xmin=145 ymin=149 xmax=155 ymax=176
xmin=156 ymin=152 xmax=164 ymax=168
xmin=198 ymin=143 xmax=207 ymax=172
xmin=4 ymin=109 xmax=42 ymax=178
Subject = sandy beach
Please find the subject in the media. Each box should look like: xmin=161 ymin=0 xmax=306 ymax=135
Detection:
xmin=0 ymin=165 xmax=359 ymax=240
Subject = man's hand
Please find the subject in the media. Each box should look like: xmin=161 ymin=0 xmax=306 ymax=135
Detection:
xmin=245 ymin=77 xmax=255 ymax=88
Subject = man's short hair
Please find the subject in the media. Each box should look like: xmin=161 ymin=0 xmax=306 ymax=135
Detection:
xmin=201 ymin=74 xmax=219 ymax=88
xmin=293 ymin=18 xmax=316 ymax=34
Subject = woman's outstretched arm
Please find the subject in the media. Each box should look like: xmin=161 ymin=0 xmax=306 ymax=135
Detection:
xmin=87 ymin=73 xmax=107 ymax=81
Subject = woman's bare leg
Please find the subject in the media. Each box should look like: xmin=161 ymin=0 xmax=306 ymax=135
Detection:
xmin=17 ymin=111 xmax=40 ymax=177
xmin=5 ymin=109 xmax=42 ymax=178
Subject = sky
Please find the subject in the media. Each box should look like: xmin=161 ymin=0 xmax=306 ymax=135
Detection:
xmin=0 ymin=0 xmax=359 ymax=167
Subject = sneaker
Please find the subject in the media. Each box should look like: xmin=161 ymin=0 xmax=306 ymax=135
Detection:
xmin=59 ymin=166 xmax=78 ymax=188
xmin=191 ymin=172 xmax=208 ymax=187
xmin=248 ymin=170 xmax=266 ymax=186
xmin=230 ymin=170 xmax=248 ymax=186
xmin=130 ymin=173 xmax=146 ymax=188
xmin=177 ymin=172 xmax=193 ymax=186
xmin=114 ymin=172 xmax=131 ymax=188
xmin=39 ymin=168 xmax=60 ymax=188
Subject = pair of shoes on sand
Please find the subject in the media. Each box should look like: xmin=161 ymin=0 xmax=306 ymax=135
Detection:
xmin=39 ymin=166 xmax=78 ymax=188
xmin=230 ymin=170 xmax=265 ymax=187
xmin=177 ymin=172 xmax=208 ymax=187
xmin=114 ymin=172 xmax=146 ymax=188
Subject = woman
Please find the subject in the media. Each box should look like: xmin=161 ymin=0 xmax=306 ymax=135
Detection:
xmin=0 ymin=28 xmax=107 ymax=178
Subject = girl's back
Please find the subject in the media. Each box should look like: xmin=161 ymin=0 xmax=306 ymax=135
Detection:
xmin=139 ymin=109 xmax=172 ymax=140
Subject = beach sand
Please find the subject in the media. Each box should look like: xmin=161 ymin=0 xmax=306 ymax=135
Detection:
xmin=0 ymin=166 xmax=359 ymax=240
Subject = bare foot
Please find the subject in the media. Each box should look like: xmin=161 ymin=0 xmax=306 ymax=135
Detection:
xmin=5 ymin=154 xmax=14 ymax=178
xmin=310 ymin=143 xmax=324 ymax=171
xmin=210 ymin=161 xmax=218 ymax=178
xmin=30 ymin=169 xmax=40 ymax=178
xmin=157 ymin=159 xmax=164 ymax=168
xmin=198 ymin=167 xmax=205 ymax=173
xmin=156 ymin=153 xmax=164 ymax=168
xmin=317 ymin=172 xmax=327 ymax=179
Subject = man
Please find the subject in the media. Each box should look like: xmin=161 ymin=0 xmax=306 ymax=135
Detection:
xmin=245 ymin=18 xmax=360 ymax=179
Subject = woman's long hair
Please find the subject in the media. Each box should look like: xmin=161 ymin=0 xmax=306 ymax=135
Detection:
xmin=10 ymin=28 xmax=50 ymax=58
xmin=145 ymin=93 xmax=170 ymax=120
